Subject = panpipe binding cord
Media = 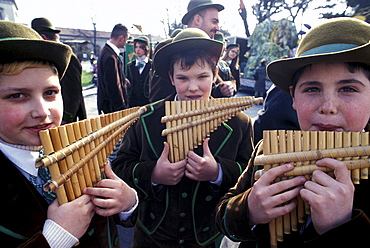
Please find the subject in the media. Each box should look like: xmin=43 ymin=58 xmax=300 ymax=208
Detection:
xmin=254 ymin=130 xmax=370 ymax=247
xmin=161 ymin=97 xmax=263 ymax=163
xmin=36 ymin=106 xmax=146 ymax=204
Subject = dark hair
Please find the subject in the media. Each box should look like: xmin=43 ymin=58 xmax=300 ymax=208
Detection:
xmin=169 ymin=49 xmax=217 ymax=77
xmin=111 ymin=24 xmax=128 ymax=39
xmin=291 ymin=62 xmax=370 ymax=96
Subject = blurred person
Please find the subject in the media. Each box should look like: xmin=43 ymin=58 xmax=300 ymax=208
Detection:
xmin=126 ymin=36 xmax=152 ymax=107
xmin=97 ymin=24 xmax=129 ymax=114
xmin=222 ymin=44 xmax=241 ymax=92
xmin=253 ymin=58 xmax=267 ymax=99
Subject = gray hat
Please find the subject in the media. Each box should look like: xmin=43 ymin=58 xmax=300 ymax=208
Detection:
xmin=182 ymin=0 xmax=224 ymax=25
xmin=31 ymin=17 xmax=61 ymax=33
xmin=0 ymin=21 xmax=72 ymax=78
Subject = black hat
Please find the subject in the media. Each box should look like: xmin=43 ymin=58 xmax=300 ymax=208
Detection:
xmin=0 ymin=21 xmax=72 ymax=78
xmin=182 ymin=0 xmax=224 ymax=25
xmin=153 ymin=28 xmax=223 ymax=80
xmin=31 ymin=17 xmax=61 ymax=33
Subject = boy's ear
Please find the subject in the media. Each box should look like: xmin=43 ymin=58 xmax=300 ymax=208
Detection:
xmin=168 ymin=72 xmax=175 ymax=86
xmin=289 ymin=86 xmax=296 ymax=110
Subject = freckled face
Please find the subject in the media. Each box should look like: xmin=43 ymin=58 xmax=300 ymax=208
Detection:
xmin=291 ymin=62 xmax=370 ymax=132
xmin=0 ymin=67 xmax=63 ymax=146
xmin=170 ymin=60 xmax=216 ymax=101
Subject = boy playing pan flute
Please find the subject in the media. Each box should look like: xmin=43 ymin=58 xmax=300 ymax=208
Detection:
xmin=112 ymin=28 xmax=254 ymax=247
xmin=0 ymin=21 xmax=137 ymax=247
xmin=215 ymin=17 xmax=370 ymax=247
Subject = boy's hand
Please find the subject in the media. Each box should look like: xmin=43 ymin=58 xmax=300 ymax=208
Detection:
xmin=186 ymin=138 xmax=219 ymax=181
xmin=47 ymin=194 xmax=94 ymax=239
xmin=248 ymin=163 xmax=306 ymax=225
xmin=83 ymin=162 xmax=137 ymax=216
xmin=152 ymin=142 xmax=187 ymax=185
xmin=300 ymin=158 xmax=354 ymax=235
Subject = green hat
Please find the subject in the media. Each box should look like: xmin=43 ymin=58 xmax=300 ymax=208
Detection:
xmin=153 ymin=28 xmax=223 ymax=80
xmin=170 ymin=28 xmax=183 ymax=38
xmin=0 ymin=21 xmax=72 ymax=78
xmin=182 ymin=0 xmax=224 ymax=25
xmin=267 ymin=17 xmax=370 ymax=94
xmin=31 ymin=17 xmax=61 ymax=33
xmin=134 ymin=36 xmax=150 ymax=46
xmin=214 ymin=31 xmax=228 ymax=42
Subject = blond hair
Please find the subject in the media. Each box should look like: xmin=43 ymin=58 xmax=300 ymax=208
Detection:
xmin=0 ymin=61 xmax=58 ymax=76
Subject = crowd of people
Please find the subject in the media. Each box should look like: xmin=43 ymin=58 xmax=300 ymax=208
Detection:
xmin=1 ymin=0 xmax=370 ymax=247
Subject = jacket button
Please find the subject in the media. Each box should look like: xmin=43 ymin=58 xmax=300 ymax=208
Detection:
xmin=179 ymin=227 xmax=185 ymax=232
xmin=202 ymin=227 xmax=210 ymax=232
xmin=180 ymin=213 xmax=186 ymax=217
xmin=181 ymin=192 xmax=188 ymax=198
xmin=114 ymin=236 xmax=119 ymax=246
xmin=179 ymin=240 xmax=184 ymax=244
xmin=134 ymin=178 xmax=139 ymax=183
xmin=205 ymin=195 xmax=212 ymax=201
xmin=150 ymin=213 xmax=155 ymax=219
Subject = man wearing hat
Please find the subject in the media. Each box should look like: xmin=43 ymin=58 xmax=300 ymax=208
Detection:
xmin=31 ymin=17 xmax=87 ymax=124
xmin=149 ymin=0 xmax=236 ymax=102
xmin=97 ymin=23 xmax=130 ymax=114
xmin=0 ymin=21 xmax=137 ymax=248
xmin=112 ymin=28 xmax=253 ymax=248
xmin=126 ymin=35 xmax=152 ymax=107
xmin=216 ymin=17 xmax=370 ymax=247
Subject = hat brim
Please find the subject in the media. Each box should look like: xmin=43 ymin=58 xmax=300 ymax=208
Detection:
xmin=0 ymin=39 xmax=72 ymax=78
xmin=267 ymin=42 xmax=370 ymax=94
xmin=153 ymin=38 xmax=223 ymax=81
xmin=182 ymin=4 xmax=224 ymax=25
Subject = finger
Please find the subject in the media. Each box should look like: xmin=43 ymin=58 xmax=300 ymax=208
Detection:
xmin=102 ymin=161 xmax=119 ymax=180
xmin=316 ymin=158 xmax=352 ymax=184
xmin=258 ymin=163 xmax=295 ymax=185
xmin=202 ymin=138 xmax=212 ymax=156
xmin=160 ymin=142 xmax=170 ymax=160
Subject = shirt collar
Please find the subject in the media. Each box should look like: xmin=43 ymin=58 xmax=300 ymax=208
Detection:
xmin=107 ymin=40 xmax=121 ymax=56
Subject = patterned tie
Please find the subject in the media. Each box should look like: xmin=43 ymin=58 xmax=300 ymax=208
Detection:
xmin=136 ymin=62 xmax=145 ymax=68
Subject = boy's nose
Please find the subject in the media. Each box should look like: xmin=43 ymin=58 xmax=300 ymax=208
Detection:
xmin=31 ymin=99 xmax=50 ymax=118
xmin=318 ymin=94 xmax=338 ymax=115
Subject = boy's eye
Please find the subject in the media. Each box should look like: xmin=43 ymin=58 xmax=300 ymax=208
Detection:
xmin=340 ymin=86 xmax=357 ymax=92
xmin=303 ymin=87 xmax=320 ymax=93
xmin=9 ymin=93 xmax=23 ymax=99
xmin=45 ymin=90 xmax=58 ymax=96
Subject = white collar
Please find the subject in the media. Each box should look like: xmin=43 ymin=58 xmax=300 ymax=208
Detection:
xmin=0 ymin=139 xmax=41 ymax=177
xmin=136 ymin=55 xmax=148 ymax=64
xmin=107 ymin=40 xmax=121 ymax=56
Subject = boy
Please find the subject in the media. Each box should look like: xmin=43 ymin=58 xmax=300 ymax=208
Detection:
xmin=216 ymin=17 xmax=370 ymax=247
xmin=0 ymin=21 xmax=137 ymax=248
xmin=112 ymin=28 xmax=254 ymax=247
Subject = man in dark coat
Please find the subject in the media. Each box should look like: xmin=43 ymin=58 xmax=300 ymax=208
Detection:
xmin=31 ymin=17 xmax=87 ymax=123
xmin=253 ymin=58 xmax=267 ymax=98
xmin=97 ymin=24 xmax=129 ymax=114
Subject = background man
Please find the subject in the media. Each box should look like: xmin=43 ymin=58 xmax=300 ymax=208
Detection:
xmin=97 ymin=24 xmax=129 ymax=114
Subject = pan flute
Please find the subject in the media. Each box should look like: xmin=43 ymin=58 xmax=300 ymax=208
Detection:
xmin=161 ymin=96 xmax=263 ymax=163
xmin=36 ymin=106 xmax=146 ymax=205
xmin=254 ymin=130 xmax=370 ymax=248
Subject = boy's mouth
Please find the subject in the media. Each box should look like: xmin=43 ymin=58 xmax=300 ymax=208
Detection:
xmin=312 ymin=123 xmax=343 ymax=131
xmin=186 ymin=95 xmax=202 ymax=100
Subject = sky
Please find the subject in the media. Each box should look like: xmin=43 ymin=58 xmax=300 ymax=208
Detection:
xmin=14 ymin=0 xmax=326 ymax=39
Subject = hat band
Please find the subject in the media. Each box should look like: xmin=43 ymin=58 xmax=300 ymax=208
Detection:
xmin=0 ymin=37 xmax=27 ymax=41
xmin=300 ymin=43 xmax=359 ymax=57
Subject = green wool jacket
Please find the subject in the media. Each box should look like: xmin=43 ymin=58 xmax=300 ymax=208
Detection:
xmin=112 ymin=94 xmax=254 ymax=247
xmin=216 ymin=140 xmax=370 ymax=248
